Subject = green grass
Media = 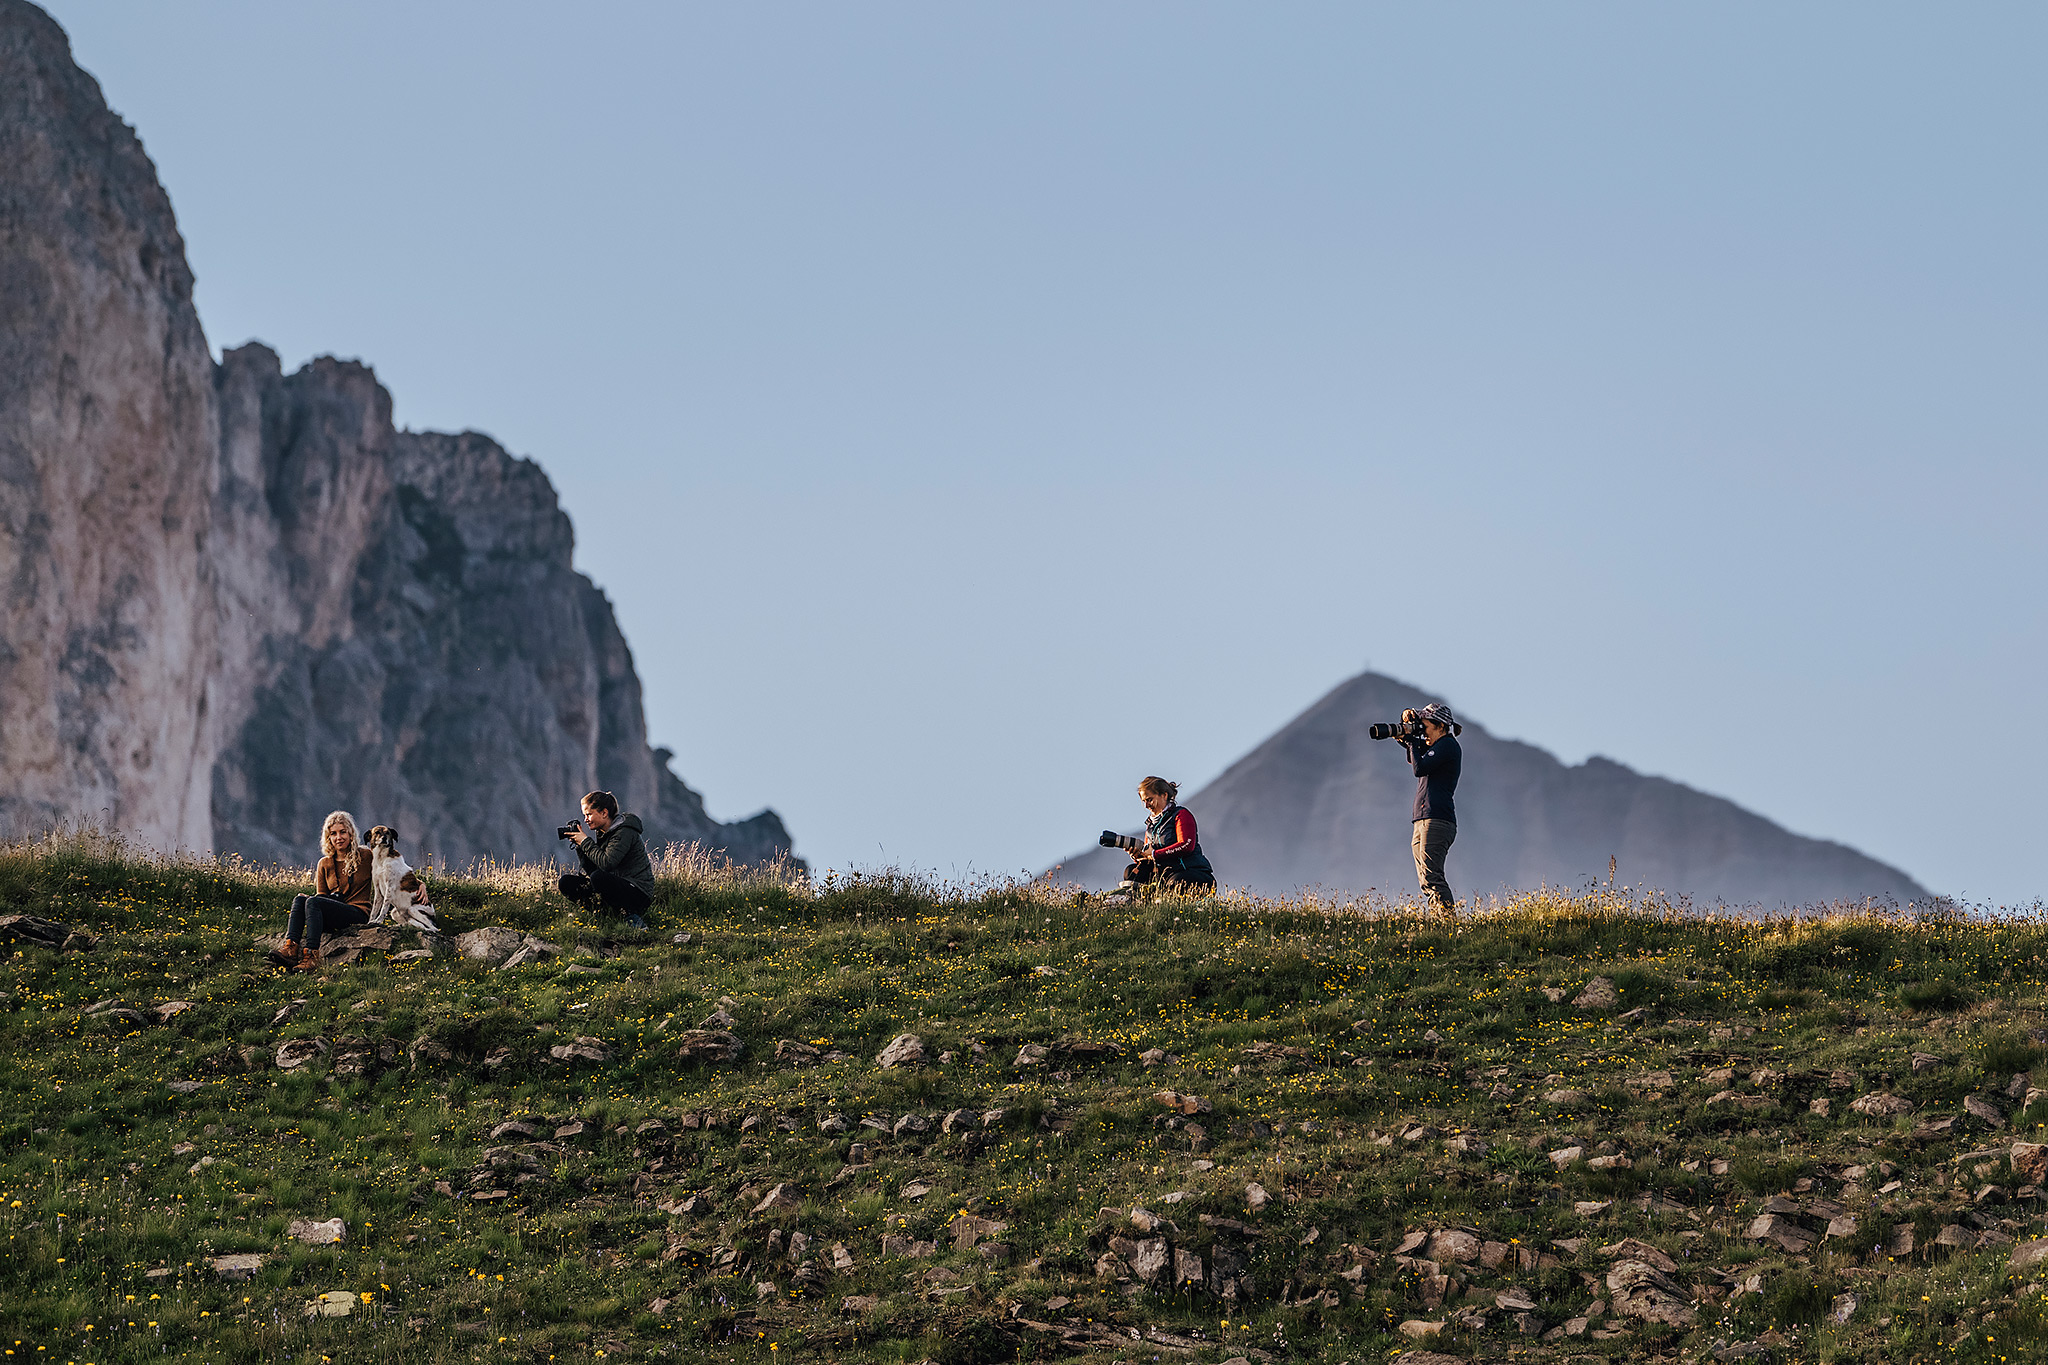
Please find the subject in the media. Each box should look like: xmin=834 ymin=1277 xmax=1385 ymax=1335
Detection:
xmin=3 ymin=831 xmax=2048 ymax=1362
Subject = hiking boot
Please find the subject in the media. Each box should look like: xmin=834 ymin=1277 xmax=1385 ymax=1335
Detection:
xmin=266 ymin=940 xmax=303 ymax=968
xmin=293 ymin=947 xmax=323 ymax=972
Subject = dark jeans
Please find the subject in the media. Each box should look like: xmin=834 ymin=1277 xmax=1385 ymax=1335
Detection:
xmin=288 ymin=893 xmax=368 ymax=951
xmin=1122 ymin=860 xmax=1217 ymax=895
xmin=560 ymin=870 xmax=652 ymax=918
xmin=1412 ymin=818 xmax=1456 ymax=911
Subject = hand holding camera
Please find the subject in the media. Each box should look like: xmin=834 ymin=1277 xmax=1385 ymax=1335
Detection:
xmin=1368 ymin=715 xmax=1425 ymax=742
xmin=557 ymin=819 xmax=583 ymax=844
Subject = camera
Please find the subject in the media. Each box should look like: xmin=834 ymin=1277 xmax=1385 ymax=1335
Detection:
xmin=1368 ymin=720 xmax=1424 ymax=742
xmin=1098 ymin=830 xmax=1143 ymax=852
xmin=557 ymin=820 xmax=581 ymax=841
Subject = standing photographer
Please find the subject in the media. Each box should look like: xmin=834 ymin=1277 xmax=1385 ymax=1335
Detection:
xmin=559 ymin=790 xmax=656 ymax=929
xmin=1399 ymin=703 xmax=1463 ymax=912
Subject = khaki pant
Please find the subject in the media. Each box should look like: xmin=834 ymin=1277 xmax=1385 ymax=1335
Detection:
xmin=1412 ymin=819 xmax=1456 ymax=911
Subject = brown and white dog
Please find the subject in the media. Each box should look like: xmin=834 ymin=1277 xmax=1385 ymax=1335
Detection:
xmin=364 ymin=825 xmax=439 ymax=933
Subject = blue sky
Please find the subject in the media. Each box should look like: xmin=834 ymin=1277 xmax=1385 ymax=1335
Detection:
xmin=44 ymin=3 xmax=2046 ymax=902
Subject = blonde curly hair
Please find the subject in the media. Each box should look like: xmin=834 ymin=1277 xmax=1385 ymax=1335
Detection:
xmin=319 ymin=810 xmax=362 ymax=879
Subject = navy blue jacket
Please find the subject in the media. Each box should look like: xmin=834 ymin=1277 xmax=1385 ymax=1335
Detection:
xmin=1402 ymin=733 xmax=1461 ymax=824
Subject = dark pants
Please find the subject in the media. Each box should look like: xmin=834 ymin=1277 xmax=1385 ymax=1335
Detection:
xmin=1122 ymin=860 xmax=1217 ymax=895
xmin=288 ymin=893 xmax=368 ymax=951
xmin=1412 ymin=819 xmax=1456 ymax=911
xmin=560 ymin=870 xmax=652 ymax=918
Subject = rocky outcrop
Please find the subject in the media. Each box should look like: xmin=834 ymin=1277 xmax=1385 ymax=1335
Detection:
xmin=205 ymin=347 xmax=792 ymax=868
xmin=0 ymin=2 xmax=792 ymax=869
xmin=1052 ymin=671 xmax=1926 ymax=907
xmin=0 ymin=1 xmax=219 ymax=850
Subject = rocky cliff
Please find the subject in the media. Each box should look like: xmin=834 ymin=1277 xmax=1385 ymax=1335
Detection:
xmin=0 ymin=1 xmax=793 ymax=870
xmin=0 ymin=1 xmax=218 ymax=851
xmin=1053 ymin=671 xmax=1928 ymax=908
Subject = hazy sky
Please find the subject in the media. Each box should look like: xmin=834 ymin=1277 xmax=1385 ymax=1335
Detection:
xmin=42 ymin=3 xmax=2046 ymax=904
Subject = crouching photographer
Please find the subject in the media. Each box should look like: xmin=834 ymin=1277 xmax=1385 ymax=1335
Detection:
xmin=559 ymin=790 xmax=656 ymax=929
xmin=1098 ymin=776 xmax=1216 ymax=898
xmin=1370 ymin=703 xmax=1462 ymax=912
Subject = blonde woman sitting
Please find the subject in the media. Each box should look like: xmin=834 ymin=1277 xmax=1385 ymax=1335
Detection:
xmin=268 ymin=810 xmax=377 ymax=970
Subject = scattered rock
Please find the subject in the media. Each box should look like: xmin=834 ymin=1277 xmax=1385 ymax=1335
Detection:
xmin=209 ymin=1253 xmax=264 ymax=1279
xmin=1245 ymin=1182 xmax=1270 ymax=1211
xmin=2010 ymin=1239 xmax=2048 ymax=1274
xmin=0 ymin=914 xmax=71 ymax=948
xmin=1911 ymin=1051 xmax=1943 ymax=1072
xmin=409 ymin=1035 xmax=453 ymax=1069
xmin=1607 ymin=1259 xmax=1696 ymax=1326
xmin=151 ymin=1000 xmax=194 ymax=1023
xmin=289 ymin=1218 xmax=347 ymax=1245
xmin=839 ymin=1295 xmax=876 ymax=1314
xmin=1572 ymin=977 xmax=1619 ymax=1010
xmin=1963 ymin=1095 xmax=2006 ymax=1128
xmin=876 ymin=1033 xmax=926 ymax=1069
xmin=1549 ymin=1146 xmax=1584 ymax=1168
xmin=274 ymin=1039 xmax=328 ymax=1071
xmin=831 ymin=1242 xmax=856 ymax=1272
xmin=307 ymin=1290 xmax=356 ymax=1318
xmin=1397 ymin=1320 xmax=1446 ymax=1340
xmin=1545 ymin=1088 xmax=1592 ymax=1107
xmin=1598 ymin=1238 xmax=1677 ymax=1272
xmin=548 ymin=1036 xmax=610 ymax=1064
xmin=453 ymin=926 xmax=529 ymax=965
xmin=775 ymin=1039 xmax=822 ymax=1066
xmin=1748 ymin=1215 xmax=1817 ymax=1254
xmin=1850 ymin=1092 xmax=1915 ymax=1118
xmin=673 ymin=1030 xmax=743 ymax=1064
xmin=753 ymin=1184 xmax=800 ymax=1213
xmin=1428 ymin=1229 xmax=1480 ymax=1263
xmin=1153 ymin=1089 xmax=1212 ymax=1116
xmin=1140 ymin=1047 xmax=1172 ymax=1067
xmin=1015 ymin=1043 xmax=1048 ymax=1066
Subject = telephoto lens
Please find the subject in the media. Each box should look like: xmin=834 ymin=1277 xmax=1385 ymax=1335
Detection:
xmin=1098 ymin=830 xmax=1143 ymax=851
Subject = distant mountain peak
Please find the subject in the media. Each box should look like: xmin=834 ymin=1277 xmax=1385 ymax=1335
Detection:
xmin=1053 ymin=671 xmax=1925 ymax=907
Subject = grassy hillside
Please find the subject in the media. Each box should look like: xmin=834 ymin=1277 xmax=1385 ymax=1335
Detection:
xmin=2 ymin=833 xmax=2046 ymax=1364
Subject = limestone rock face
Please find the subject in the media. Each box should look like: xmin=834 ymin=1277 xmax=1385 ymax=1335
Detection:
xmin=0 ymin=3 xmax=219 ymax=850
xmin=205 ymin=348 xmax=793 ymax=869
xmin=0 ymin=2 xmax=793 ymax=870
xmin=1052 ymin=671 xmax=1926 ymax=906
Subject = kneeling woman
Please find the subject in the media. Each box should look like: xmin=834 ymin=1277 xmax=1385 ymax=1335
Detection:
xmin=1119 ymin=776 xmax=1217 ymax=895
xmin=270 ymin=810 xmax=374 ymax=970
